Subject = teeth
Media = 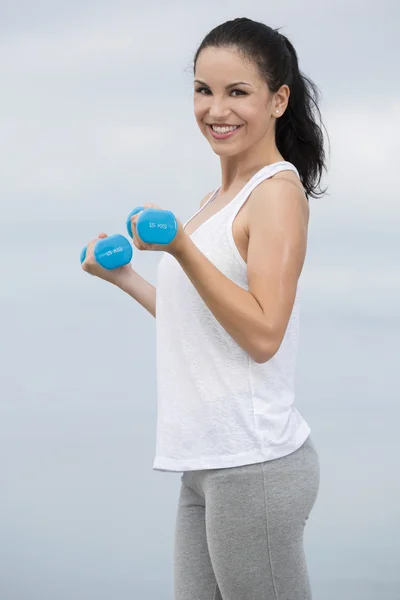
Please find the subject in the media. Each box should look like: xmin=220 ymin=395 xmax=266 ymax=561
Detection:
xmin=211 ymin=125 xmax=239 ymax=133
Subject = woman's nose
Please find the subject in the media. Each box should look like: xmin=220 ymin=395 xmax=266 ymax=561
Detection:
xmin=207 ymin=98 xmax=231 ymax=121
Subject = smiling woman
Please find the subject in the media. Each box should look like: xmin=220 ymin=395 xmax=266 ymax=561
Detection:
xmin=81 ymin=15 xmax=328 ymax=600
xmin=192 ymin=23 xmax=326 ymax=198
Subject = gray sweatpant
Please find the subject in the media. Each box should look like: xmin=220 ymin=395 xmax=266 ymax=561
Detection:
xmin=174 ymin=436 xmax=320 ymax=600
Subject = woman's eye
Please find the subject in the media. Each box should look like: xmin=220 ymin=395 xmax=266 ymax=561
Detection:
xmin=195 ymin=87 xmax=211 ymax=95
xmin=231 ymin=89 xmax=246 ymax=97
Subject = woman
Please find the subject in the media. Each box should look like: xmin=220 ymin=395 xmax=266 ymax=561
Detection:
xmin=83 ymin=17 xmax=326 ymax=600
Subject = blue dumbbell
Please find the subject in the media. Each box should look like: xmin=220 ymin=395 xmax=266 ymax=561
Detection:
xmin=126 ymin=206 xmax=178 ymax=245
xmin=80 ymin=234 xmax=133 ymax=270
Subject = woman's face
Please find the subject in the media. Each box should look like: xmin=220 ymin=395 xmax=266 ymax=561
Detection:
xmin=194 ymin=46 xmax=276 ymax=157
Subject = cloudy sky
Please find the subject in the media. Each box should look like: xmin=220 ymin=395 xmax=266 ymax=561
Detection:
xmin=1 ymin=1 xmax=399 ymax=599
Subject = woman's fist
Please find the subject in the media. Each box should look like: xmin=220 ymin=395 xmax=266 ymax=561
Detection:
xmin=128 ymin=203 xmax=186 ymax=256
xmin=81 ymin=232 xmax=133 ymax=285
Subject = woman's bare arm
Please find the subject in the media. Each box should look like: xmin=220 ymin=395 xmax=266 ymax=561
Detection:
xmin=118 ymin=270 xmax=156 ymax=318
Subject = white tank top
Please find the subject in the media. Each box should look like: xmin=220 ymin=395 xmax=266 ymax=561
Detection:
xmin=153 ymin=161 xmax=310 ymax=472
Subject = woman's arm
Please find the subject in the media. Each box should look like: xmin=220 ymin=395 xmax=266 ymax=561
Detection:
xmin=118 ymin=270 xmax=156 ymax=318
xmin=171 ymin=178 xmax=309 ymax=363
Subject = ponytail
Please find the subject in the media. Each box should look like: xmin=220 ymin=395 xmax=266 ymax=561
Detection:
xmin=275 ymin=35 xmax=327 ymax=198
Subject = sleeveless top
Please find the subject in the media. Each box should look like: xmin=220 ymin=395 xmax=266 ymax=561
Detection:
xmin=153 ymin=161 xmax=310 ymax=472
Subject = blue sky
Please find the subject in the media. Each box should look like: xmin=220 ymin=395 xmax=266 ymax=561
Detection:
xmin=1 ymin=1 xmax=399 ymax=598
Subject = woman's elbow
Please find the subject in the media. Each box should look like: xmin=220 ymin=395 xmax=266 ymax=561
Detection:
xmin=249 ymin=336 xmax=281 ymax=364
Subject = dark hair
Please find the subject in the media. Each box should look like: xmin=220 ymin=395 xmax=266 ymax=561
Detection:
xmin=193 ymin=18 xmax=328 ymax=199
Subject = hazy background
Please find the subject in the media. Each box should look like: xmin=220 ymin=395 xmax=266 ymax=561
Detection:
xmin=1 ymin=0 xmax=399 ymax=598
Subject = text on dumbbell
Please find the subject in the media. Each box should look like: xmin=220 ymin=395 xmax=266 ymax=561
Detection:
xmin=148 ymin=222 xmax=167 ymax=229
xmin=105 ymin=247 xmax=123 ymax=256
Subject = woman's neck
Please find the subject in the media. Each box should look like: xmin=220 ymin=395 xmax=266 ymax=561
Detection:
xmin=218 ymin=141 xmax=284 ymax=193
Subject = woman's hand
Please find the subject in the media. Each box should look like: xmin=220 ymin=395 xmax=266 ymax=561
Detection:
xmin=129 ymin=203 xmax=188 ymax=257
xmin=81 ymin=232 xmax=133 ymax=286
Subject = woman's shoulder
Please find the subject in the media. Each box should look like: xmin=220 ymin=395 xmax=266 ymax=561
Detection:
xmin=271 ymin=166 xmax=304 ymax=191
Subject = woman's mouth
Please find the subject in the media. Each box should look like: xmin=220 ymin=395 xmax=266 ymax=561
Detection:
xmin=207 ymin=124 xmax=243 ymax=140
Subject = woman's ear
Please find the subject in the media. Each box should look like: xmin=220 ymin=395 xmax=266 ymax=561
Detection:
xmin=273 ymin=84 xmax=290 ymax=117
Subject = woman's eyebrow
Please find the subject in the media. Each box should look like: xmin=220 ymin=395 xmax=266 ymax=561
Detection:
xmin=194 ymin=79 xmax=252 ymax=89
